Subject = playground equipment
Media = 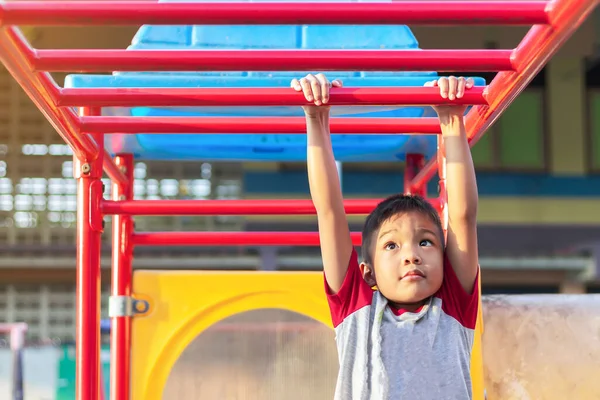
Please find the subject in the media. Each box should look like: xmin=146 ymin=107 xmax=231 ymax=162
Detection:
xmin=0 ymin=323 xmax=27 ymax=400
xmin=0 ymin=0 xmax=598 ymax=399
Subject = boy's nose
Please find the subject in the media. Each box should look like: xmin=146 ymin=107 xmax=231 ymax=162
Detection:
xmin=403 ymin=249 xmax=422 ymax=265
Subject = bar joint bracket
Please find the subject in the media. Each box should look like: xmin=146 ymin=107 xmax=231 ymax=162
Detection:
xmin=109 ymin=296 xmax=150 ymax=318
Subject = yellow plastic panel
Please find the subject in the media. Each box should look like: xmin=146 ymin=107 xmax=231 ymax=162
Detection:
xmin=162 ymin=309 xmax=339 ymax=399
xmin=131 ymin=270 xmax=485 ymax=400
xmin=131 ymin=270 xmax=332 ymax=400
xmin=472 ymin=277 xmax=486 ymax=400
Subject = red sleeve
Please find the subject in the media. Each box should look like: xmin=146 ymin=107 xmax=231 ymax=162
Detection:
xmin=324 ymin=248 xmax=374 ymax=328
xmin=436 ymin=254 xmax=480 ymax=330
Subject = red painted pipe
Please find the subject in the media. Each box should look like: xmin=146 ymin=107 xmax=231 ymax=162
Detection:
xmin=101 ymin=199 xmax=381 ymax=216
xmin=404 ymin=154 xmax=426 ymax=197
xmin=0 ymin=1 xmax=551 ymax=26
xmin=409 ymin=0 xmax=598 ymax=192
xmin=75 ymin=107 xmax=103 ymax=400
xmin=58 ymin=86 xmax=488 ymax=108
xmin=32 ymin=49 xmax=515 ymax=73
xmin=110 ymin=155 xmax=133 ymax=400
xmin=0 ymin=28 xmax=98 ymax=160
xmin=79 ymin=116 xmax=443 ymax=135
xmin=103 ymin=150 xmax=128 ymax=187
xmin=132 ymin=231 xmax=363 ymax=247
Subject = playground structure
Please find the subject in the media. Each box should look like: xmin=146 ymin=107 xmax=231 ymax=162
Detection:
xmin=0 ymin=0 xmax=599 ymax=399
xmin=0 ymin=323 xmax=27 ymax=400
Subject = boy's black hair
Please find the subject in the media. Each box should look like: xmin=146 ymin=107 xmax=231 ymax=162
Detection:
xmin=361 ymin=194 xmax=444 ymax=265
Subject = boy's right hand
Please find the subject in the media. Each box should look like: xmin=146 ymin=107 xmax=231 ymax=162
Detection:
xmin=425 ymin=76 xmax=474 ymax=119
xmin=291 ymin=74 xmax=343 ymax=117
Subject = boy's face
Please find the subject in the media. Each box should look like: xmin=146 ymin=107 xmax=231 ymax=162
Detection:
xmin=360 ymin=211 xmax=444 ymax=310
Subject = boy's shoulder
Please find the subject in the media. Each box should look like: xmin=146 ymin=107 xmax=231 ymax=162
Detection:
xmin=324 ymin=248 xmax=374 ymax=328
xmin=436 ymin=253 xmax=480 ymax=330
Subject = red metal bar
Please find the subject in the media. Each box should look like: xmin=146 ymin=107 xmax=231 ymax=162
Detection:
xmin=132 ymin=232 xmax=363 ymax=247
xmin=31 ymin=49 xmax=515 ymax=73
xmin=75 ymin=107 xmax=103 ymax=400
xmin=103 ymin=150 xmax=129 ymax=187
xmin=79 ymin=116 xmax=443 ymax=135
xmin=0 ymin=323 xmax=27 ymax=400
xmin=0 ymin=1 xmax=551 ymax=26
xmin=437 ymin=135 xmax=449 ymax=238
xmin=58 ymin=86 xmax=488 ymax=108
xmin=0 ymin=323 xmax=28 ymax=334
xmin=0 ymin=29 xmax=126 ymax=184
xmin=404 ymin=154 xmax=426 ymax=197
xmin=0 ymin=27 xmax=97 ymax=161
xmin=101 ymin=199 xmax=385 ymax=216
xmin=410 ymin=0 xmax=599 ymax=192
xmin=110 ymin=155 xmax=133 ymax=400
xmin=102 ymin=197 xmax=444 ymax=216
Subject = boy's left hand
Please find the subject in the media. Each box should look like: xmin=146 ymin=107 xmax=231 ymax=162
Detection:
xmin=425 ymin=76 xmax=474 ymax=117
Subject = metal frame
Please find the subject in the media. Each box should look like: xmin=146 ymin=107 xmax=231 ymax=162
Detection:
xmin=0 ymin=323 xmax=28 ymax=400
xmin=0 ymin=1 xmax=596 ymax=399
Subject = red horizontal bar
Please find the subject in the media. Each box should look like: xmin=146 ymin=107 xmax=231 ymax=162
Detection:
xmin=0 ymin=1 xmax=551 ymax=26
xmin=79 ymin=116 xmax=442 ymax=135
xmin=0 ymin=323 xmax=27 ymax=333
xmin=32 ymin=49 xmax=514 ymax=73
xmin=58 ymin=86 xmax=488 ymax=108
xmin=0 ymin=28 xmax=98 ymax=161
xmin=131 ymin=232 xmax=363 ymax=247
xmin=101 ymin=199 xmax=384 ymax=216
xmin=409 ymin=0 xmax=598 ymax=192
xmin=102 ymin=150 xmax=128 ymax=187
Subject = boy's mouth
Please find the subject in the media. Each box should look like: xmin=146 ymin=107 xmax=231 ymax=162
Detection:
xmin=401 ymin=269 xmax=425 ymax=280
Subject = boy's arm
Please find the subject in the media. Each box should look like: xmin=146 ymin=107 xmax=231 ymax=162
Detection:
xmin=431 ymin=77 xmax=479 ymax=294
xmin=292 ymin=74 xmax=353 ymax=294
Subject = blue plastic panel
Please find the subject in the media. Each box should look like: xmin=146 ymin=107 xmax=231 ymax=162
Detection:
xmin=65 ymin=0 xmax=486 ymax=162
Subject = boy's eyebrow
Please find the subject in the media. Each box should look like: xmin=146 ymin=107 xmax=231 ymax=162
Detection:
xmin=378 ymin=228 xmax=397 ymax=239
xmin=417 ymin=227 xmax=439 ymax=237
xmin=378 ymin=227 xmax=438 ymax=240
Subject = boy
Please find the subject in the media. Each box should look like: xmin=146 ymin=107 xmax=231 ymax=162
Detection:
xmin=291 ymin=74 xmax=480 ymax=399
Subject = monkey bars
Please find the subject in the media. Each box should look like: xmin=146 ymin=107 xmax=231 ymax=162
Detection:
xmin=79 ymin=116 xmax=445 ymax=135
xmin=0 ymin=1 xmax=597 ymax=400
xmin=31 ymin=49 xmax=517 ymax=72
xmin=58 ymin=86 xmax=487 ymax=108
xmin=102 ymin=199 xmax=388 ymax=216
xmin=0 ymin=1 xmax=552 ymax=26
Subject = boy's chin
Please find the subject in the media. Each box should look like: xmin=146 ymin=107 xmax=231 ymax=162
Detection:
xmin=388 ymin=295 xmax=429 ymax=306
xmin=384 ymin=288 xmax=436 ymax=306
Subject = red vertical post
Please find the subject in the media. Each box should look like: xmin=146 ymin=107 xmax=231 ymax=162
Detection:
xmin=110 ymin=154 xmax=134 ymax=400
xmin=437 ymin=136 xmax=449 ymax=238
xmin=404 ymin=153 xmax=426 ymax=197
xmin=74 ymin=107 xmax=104 ymax=400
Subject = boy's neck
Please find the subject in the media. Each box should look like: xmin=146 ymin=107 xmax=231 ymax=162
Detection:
xmin=388 ymin=297 xmax=429 ymax=313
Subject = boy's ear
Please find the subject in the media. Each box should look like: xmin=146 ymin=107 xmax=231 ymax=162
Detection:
xmin=359 ymin=261 xmax=377 ymax=287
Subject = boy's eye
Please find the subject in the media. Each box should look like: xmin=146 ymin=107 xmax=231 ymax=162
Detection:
xmin=384 ymin=242 xmax=397 ymax=250
xmin=420 ymin=239 xmax=433 ymax=247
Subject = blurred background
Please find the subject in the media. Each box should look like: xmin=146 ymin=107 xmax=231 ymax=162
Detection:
xmin=1 ymin=1 xmax=600 ymax=399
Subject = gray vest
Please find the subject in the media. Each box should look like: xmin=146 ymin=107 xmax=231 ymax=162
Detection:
xmin=326 ymin=250 xmax=479 ymax=400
